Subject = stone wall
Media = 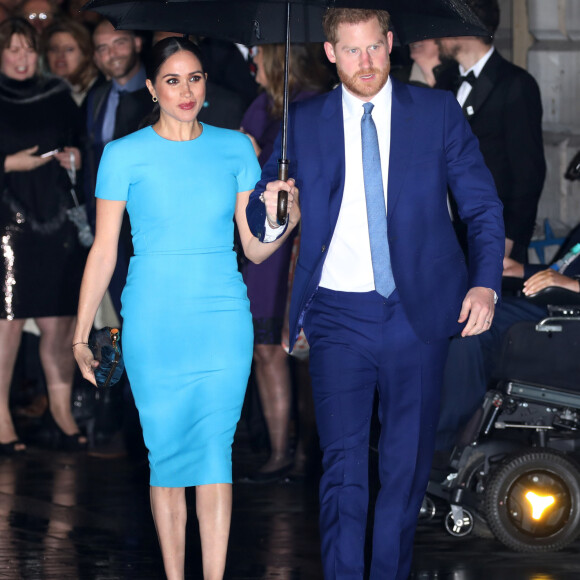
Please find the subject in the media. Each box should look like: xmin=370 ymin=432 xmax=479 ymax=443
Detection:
xmin=519 ymin=0 xmax=580 ymax=239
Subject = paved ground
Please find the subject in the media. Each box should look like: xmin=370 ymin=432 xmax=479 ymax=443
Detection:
xmin=1 ymin=431 xmax=579 ymax=580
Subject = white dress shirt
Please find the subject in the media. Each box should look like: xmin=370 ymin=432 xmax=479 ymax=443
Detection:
xmin=319 ymin=79 xmax=392 ymax=292
xmin=456 ymin=46 xmax=495 ymax=108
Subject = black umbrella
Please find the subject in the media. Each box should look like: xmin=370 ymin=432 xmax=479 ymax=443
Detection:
xmin=83 ymin=0 xmax=488 ymax=222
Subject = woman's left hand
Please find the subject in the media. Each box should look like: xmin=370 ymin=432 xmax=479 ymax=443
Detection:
xmin=73 ymin=344 xmax=99 ymax=387
xmin=55 ymin=147 xmax=82 ymax=171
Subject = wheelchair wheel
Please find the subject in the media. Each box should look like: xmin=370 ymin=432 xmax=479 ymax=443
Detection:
xmin=485 ymin=450 xmax=580 ymax=552
xmin=444 ymin=508 xmax=474 ymax=537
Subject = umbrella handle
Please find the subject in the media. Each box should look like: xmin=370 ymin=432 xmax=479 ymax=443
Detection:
xmin=277 ymin=159 xmax=289 ymax=225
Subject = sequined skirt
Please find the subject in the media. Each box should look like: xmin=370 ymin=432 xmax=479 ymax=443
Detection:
xmin=0 ymin=206 xmax=87 ymax=320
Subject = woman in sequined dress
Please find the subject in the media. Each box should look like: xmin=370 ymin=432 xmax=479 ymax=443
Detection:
xmin=0 ymin=18 xmax=87 ymax=454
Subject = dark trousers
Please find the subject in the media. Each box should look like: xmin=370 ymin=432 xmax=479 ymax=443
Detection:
xmin=435 ymin=297 xmax=547 ymax=451
xmin=304 ymin=288 xmax=449 ymax=580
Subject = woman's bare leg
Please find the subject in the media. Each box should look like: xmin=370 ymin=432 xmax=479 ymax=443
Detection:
xmin=253 ymin=344 xmax=293 ymax=472
xmin=0 ymin=319 xmax=26 ymax=447
xmin=35 ymin=316 xmax=84 ymax=438
xmin=150 ymin=486 xmax=187 ymax=580
xmin=196 ymin=483 xmax=232 ymax=580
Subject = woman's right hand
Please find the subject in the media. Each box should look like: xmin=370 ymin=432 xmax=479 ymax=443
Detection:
xmin=4 ymin=146 xmax=53 ymax=173
xmin=73 ymin=344 xmax=99 ymax=387
xmin=262 ymin=178 xmax=299 ymax=229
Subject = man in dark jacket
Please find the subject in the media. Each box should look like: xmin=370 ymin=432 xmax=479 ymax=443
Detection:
xmin=437 ymin=0 xmax=546 ymax=264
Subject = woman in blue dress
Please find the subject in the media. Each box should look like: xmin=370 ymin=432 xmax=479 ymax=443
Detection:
xmin=72 ymin=38 xmax=299 ymax=580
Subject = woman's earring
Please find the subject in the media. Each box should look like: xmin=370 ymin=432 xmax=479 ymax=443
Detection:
xmin=152 ymin=96 xmax=158 ymax=103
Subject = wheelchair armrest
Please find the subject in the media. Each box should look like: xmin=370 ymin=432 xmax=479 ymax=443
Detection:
xmin=525 ymin=286 xmax=580 ymax=308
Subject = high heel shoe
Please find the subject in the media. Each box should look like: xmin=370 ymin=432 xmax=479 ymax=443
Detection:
xmin=0 ymin=440 xmax=27 ymax=456
xmin=40 ymin=412 xmax=87 ymax=451
xmin=59 ymin=432 xmax=88 ymax=452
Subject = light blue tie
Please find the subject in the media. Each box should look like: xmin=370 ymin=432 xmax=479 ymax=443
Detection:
xmin=361 ymin=102 xmax=395 ymax=298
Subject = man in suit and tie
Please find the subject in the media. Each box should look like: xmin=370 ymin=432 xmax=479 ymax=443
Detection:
xmin=437 ymin=0 xmax=546 ymax=264
xmin=246 ymin=8 xmax=504 ymax=579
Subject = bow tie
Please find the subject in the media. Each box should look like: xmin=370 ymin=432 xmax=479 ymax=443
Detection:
xmin=458 ymin=71 xmax=477 ymax=87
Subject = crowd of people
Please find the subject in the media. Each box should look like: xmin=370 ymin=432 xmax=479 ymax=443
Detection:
xmin=0 ymin=0 xmax=570 ymax=578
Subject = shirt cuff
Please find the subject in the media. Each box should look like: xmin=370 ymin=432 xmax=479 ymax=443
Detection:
xmin=264 ymin=218 xmax=284 ymax=242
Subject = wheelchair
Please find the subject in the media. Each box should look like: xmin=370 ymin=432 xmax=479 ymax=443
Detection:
xmin=424 ymin=286 xmax=580 ymax=552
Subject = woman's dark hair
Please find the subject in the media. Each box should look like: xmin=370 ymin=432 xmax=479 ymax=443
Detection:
xmin=42 ymin=18 xmax=98 ymax=91
xmin=142 ymin=36 xmax=205 ymax=127
xmin=146 ymin=35 xmax=205 ymax=84
xmin=0 ymin=17 xmax=38 ymax=54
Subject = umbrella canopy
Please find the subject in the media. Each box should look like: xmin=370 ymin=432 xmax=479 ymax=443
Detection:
xmin=83 ymin=0 xmax=488 ymax=222
xmin=83 ymin=0 xmax=488 ymax=46
xmin=84 ymin=0 xmax=326 ymax=44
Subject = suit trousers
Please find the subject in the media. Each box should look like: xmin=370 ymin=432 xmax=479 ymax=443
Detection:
xmin=304 ymin=288 xmax=449 ymax=580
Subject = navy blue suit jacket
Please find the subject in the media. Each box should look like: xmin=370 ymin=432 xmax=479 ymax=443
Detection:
xmin=247 ymin=79 xmax=505 ymax=350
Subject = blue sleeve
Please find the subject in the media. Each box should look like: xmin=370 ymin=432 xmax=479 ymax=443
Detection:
xmin=95 ymin=141 xmax=129 ymax=201
xmin=236 ymin=134 xmax=262 ymax=193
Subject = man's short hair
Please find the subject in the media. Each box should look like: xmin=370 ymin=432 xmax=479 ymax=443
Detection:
xmin=93 ymin=18 xmax=135 ymax=40
xmin=322 ymin=8 xmax=390 ymax=45
xmin=465 ymin=0 xmax=500 ymax=43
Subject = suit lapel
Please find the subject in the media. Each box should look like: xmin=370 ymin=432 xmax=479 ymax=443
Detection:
xmin=319 ymin=86 xmax=346 ymax=229
xmin=463 ymin=50 xmax=501 ymax=119
xmin=387 ymin=79 xmax=415 ymax=222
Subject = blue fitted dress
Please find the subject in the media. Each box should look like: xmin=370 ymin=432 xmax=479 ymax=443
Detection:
xmin=95 ymin=125 xmax=261 ymax=487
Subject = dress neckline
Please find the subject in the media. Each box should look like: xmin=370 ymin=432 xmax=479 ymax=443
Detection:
xmin=149 ymin=123 xmax=205 ymax=143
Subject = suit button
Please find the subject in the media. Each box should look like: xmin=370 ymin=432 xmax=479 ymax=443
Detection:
xmin=321 ymin=245 xmax=326 ymax=253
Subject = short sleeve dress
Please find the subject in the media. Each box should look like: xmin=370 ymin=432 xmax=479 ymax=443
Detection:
xmin=96 ymin=124 xmax=261 ymax=487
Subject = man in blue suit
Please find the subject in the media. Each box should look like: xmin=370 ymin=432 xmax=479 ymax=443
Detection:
xmin=246 ymin=8 xmax=504 ymax=579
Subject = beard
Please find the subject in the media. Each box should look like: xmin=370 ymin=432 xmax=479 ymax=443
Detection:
xmin=103 ymin=49 xmax=139 ymax=81
xmin=336 ymin=63 xmax=390 ymax=99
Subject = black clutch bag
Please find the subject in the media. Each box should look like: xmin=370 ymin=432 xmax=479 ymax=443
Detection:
xmin=89 ymin=327 xmax=125 ymax=388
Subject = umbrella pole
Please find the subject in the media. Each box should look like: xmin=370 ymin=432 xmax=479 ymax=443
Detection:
xmin=276 ymin=1 xmax=291 ymax=225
